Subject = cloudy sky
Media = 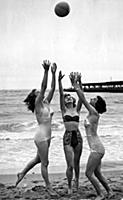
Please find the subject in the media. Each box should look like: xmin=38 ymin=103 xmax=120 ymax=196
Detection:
xmin=0 ymin=0 xmax=123 ymax=89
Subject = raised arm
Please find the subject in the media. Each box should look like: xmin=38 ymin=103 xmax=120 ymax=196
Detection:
xmin=45 ymin=63 xmax=57 ymax=103
xmin=70 ymin=73 xmax=95 ymax=114
xmin=76 ymin=73 xmax=83 ymax=112
xmin=58 ymin=71 xmax=66 ymax=113
xmin=35 ymin=60 xmax=50 ymax=106
xmin=69 ymin=72 xmax=82 ymax=113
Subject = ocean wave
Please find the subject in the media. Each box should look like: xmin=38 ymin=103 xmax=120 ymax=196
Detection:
xmin=0 ymin=121 xmax=37 ymax=132
xmin=113 ymin=100 xmax=123 ymax=104
xmin=0 ymin=137 xmax=34 ymax=141
xmin=52 ymin=120 xmax=64 ymax=130
xmin=0 ymin=120 xmax=64 ymax=133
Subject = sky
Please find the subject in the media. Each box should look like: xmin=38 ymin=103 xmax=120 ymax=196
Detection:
xmin=0 ymin=0 xmax=123 ymax=89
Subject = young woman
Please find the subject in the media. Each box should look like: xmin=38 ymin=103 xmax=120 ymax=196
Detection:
xmin=16 ymin=60 xmax=57 ymax=196
xmin=58 ymin=71 xmax=83 ymax=195
xmin=69 ymin=72 xmax=113 ymax=200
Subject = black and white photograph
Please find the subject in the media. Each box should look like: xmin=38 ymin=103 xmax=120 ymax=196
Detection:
xmin=0 ymin=0 xmax=123 ymax=199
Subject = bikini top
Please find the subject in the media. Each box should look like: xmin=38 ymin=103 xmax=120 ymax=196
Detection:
xmin=84 ymin=118 xmax=91 ymax=126
xmin=63 ymin=115 xmax=79 ymax=123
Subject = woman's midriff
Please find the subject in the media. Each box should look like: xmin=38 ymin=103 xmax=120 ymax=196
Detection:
xmin=34 ymin=123 xmax=51 ymax=143
xmin=85 ymin=131 xmax=105 ymax=154
xmin=84 ymin=118 xmax=105 ymax=154
xmin=64 ymin=121 xmax=79 ymax=131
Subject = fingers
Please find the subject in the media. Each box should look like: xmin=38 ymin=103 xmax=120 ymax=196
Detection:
xmin=51 ymin=63 xmax=57 ymax=72
xmin=41 ymin=61 xmax=81 ymax=84
xmin=42 ymin=60 xmax=58 ymax=72
xmin=52 ymin=62 xmax=57 ymax=67
xmin=42 ymin=60 xmax=51 ymax=71
xmin=61 ymin=74 xmax=65 ymax=79
xmin=42 ymin=59 xmax=51 ymax=66
xmin=58 ymin=70 xmax=65 ymax=81
xmin=69 ymin=72 xmax=81 ymax=81
xmin=69 ymin=72 xmax=82 ymax=89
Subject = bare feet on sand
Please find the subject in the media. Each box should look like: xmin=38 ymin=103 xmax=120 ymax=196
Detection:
xmin=106 ymin=191 xmax=115 ymax=199
xmin=15 ymin=172 xmax=24 ymax=187
xmin=46 ymin=186 xmax=59 ymax=197
xmin=68 ymin=188 xmax=72 ymax=195
xmin=95 ymin=194 xmax=105 ymax=200
xmin=73 ymin=179 xmax=79 ymax=192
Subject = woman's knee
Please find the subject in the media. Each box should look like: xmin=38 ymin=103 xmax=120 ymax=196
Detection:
xmin=94 ymin=169 xmax=101 ymax=178
xmin=67 ymin=165 xmax=73 ymax=172
xmin=42 ymin=160 xmax=49 ymax=167
xmin=85 ymin=169 xmax=93 ymax=179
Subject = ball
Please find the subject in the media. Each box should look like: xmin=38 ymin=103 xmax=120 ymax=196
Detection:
xmin=54 ymin=1 xmax=70 ymax=17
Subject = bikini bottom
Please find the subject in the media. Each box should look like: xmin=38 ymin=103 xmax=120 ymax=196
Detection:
xmin=63 ymin=129 xmax=82 ymax=149
xmin=90 ymin=148 xmax=105 ymax=158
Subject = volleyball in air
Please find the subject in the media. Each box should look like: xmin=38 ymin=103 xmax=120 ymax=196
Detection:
xmin=54 ymin=1 xmax=70 ymax=17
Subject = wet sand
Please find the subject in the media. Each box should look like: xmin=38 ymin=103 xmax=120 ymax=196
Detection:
xmin=0 ymin=168 xmax=123 ymax=200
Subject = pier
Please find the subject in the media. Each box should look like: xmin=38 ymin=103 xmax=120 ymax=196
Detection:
xmin=64 ymin=81 xmax=123 ymax=93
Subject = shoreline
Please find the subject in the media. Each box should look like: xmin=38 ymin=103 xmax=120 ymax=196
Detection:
xmin=0 ymin=168 xmax=123 ymax=199
xmin=1 ymin=160 xmax=123 ymax=175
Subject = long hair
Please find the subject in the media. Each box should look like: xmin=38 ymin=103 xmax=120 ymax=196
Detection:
xmin=95 ymin=96 xmax=107 ymax=114
xmin=24 ymin=89 xmax=37 ymax=113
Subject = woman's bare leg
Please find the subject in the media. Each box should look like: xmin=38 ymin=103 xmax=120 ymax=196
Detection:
xmin=35 ymin=141 xmax=50 ymax=185
xmin=85 ymin=152 xmax=104 ymax=199
xmin=64 ymin=145 xmax=74 ymax=194
xmin=16 ymin=152 xmax=40 ymax=186
xmin=35 ymin=140 xmax=57 ymax=196
xmin=94 ymin=163 xmax=113 ymax=197
xmin=74 ymin=142 xmax=82 ymax=191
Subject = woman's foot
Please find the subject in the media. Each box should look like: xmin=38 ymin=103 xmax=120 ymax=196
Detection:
xmin=15 ymin=172 xmax=24 ymax=187
xmin=95 ymin=194 xmax=105 ymax=200
xmin=106 ymin=190 xmax=114 ymax=199
xmin=68 ymin=188 xmax=72 ymax=195
xmin=73 ymin=179 xmax=79 ymax=191
xmin=46 ymin=186 xmax=58 ymax=197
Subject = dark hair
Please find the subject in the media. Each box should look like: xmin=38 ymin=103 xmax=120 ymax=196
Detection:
xmin=64 ymin=93 xmax=76 ymax=108
xmin=24 ymin=89 xmax=37 ymax=113
xmin=95 ymin=96 xmax=107 ymax=114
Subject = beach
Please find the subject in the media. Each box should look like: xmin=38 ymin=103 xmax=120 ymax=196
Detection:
xmin=0 ymin=91 xmax=123 ymax=175
xmin=1 ymin=0 xmax=123 ymax=198
xmin=0 ymin=165 xmax=123 ymax=200
xmin=0 ymin=91 xmax=123 ymax=199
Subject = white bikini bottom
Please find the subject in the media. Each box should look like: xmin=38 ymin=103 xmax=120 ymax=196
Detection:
xmin=90 ymin=148 xmax=105 ymax=158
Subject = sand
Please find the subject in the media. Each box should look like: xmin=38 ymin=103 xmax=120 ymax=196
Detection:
xmin=0 ymin=168 xmax=123 ymax=200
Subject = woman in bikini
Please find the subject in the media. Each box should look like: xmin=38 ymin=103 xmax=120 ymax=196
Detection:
xmin=58 ymin=71 xmax=83 ymax=195
xmin=69 ymin=72 xmax=113 ymax=200
xmin=16 ymin=60 xmax=57 ymax=196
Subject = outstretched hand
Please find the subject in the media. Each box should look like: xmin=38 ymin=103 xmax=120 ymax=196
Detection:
xmin=77 ymin=72 xmax=82 ymax=83
xmin=69 ymin=72 xmax=76 ymax=86
xmin=51 ymin=63 xmax=57 ymax=73
xmin=69 ymin=72 xmax=81 ymax=89
xmin=58 ymin=71 xmax=65 ymax=82
xmin=42 ymin=60 xmax=51 ymax=71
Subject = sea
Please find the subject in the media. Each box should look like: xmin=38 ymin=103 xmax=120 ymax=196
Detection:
xmin=0 ymin=90 xmax=123 ymax=174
